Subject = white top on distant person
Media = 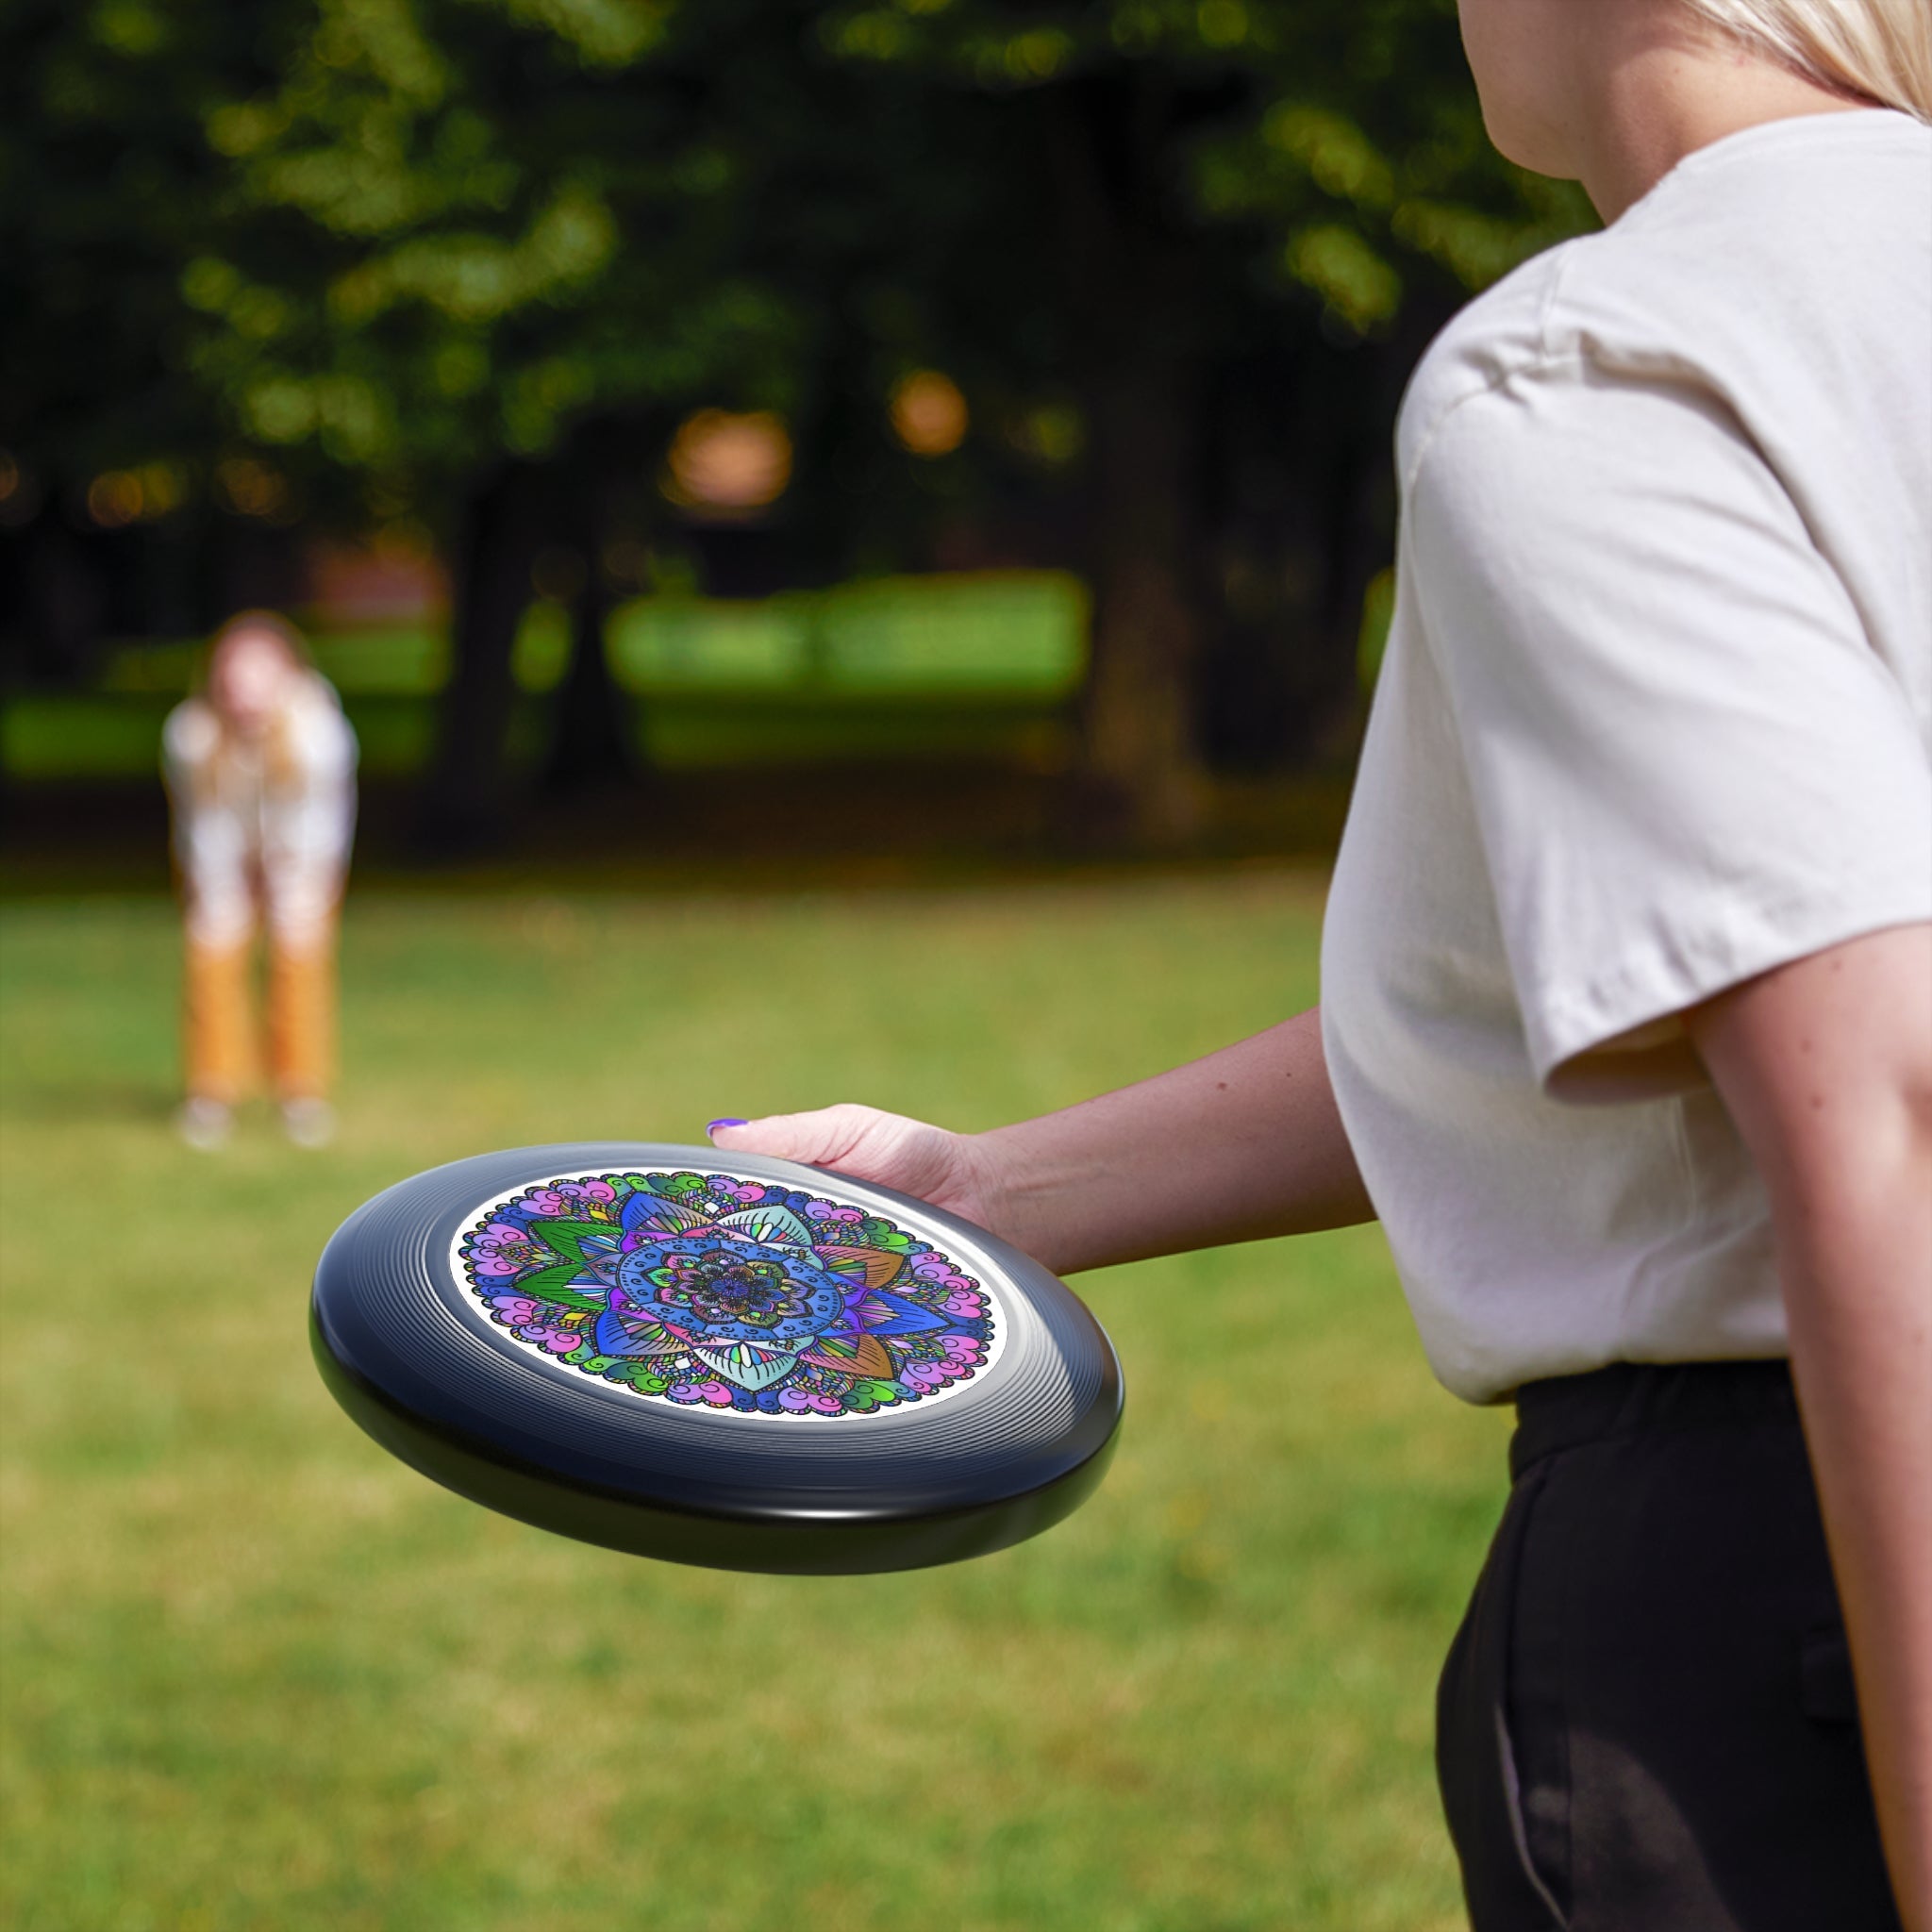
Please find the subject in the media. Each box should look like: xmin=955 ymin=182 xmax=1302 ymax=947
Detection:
xmin=163 ymin=611 xmax=358 ymax=1149
xmin=708 ymin=1 xmax=1932 ymax=1924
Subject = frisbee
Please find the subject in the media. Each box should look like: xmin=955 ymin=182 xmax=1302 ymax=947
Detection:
xmin=310 ymin=1143 xmax=1123 ymax=1574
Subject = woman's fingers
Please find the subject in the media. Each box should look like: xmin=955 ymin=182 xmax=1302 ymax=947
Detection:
xmin=707 ymin=1105 xmax=977 ymax=1214
xmin=708 ymin=1106 xmax=878 ymax=1167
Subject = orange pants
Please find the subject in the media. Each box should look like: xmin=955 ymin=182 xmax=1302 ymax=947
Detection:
xmin=184 ymin=923 xmax=337 ymax=1105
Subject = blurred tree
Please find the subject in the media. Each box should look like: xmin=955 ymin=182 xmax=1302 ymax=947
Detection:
xmin=4 ymin=0 xmax=1591 ymax=843
xmin=807 ymin=0 xmax=1592 ymax=835
xmin=0 ymin=0 xmax=308 ymax=681
xmin=153 ymin=0 xmax=927 ymax=846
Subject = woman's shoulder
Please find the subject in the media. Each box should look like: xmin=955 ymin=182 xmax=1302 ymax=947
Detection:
xmin=162 ymin=696 xmax=221 ymax=768
xmin=1399 ymin=110 xmax=1931 ymax=489
xmin=1394 ymin=243 xmax=1583 ymax=484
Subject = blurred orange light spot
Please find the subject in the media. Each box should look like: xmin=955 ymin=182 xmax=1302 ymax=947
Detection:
xmin=0 ymin=452 xmax=19 ymax=503
xmin=891 ymin=371 xmax=969 ymax=458
xmin=87 ymin=471 xmax=144 ymax=528
xmin=663 ymin=410 xmax=792 ymax=514
xmin=215 ymin=458 xmax=291 ymax=521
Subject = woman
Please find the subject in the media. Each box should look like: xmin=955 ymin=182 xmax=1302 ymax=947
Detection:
xmin=163 ymin=611 xmax=358 ymax=1150
xmin=708 ymin=2 xmax=1931 ymax=1925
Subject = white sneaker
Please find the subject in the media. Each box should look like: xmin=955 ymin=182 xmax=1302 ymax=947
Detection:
xmin=280 ymin=1097 xmax=337 ymax=1149
xmin=175 ymin=1096 xmax=233 ymax=1151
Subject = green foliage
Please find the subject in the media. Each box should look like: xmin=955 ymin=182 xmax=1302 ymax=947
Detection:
xmin=6 ymin=0 xmax=1592 ymax=521
xmin=2 ymin=1 xmax=274 ymax=484
xmin=166 ymin=0 xmax=789 ymax=495
xmin=808 ymin=0 xmax=1591 ymax=326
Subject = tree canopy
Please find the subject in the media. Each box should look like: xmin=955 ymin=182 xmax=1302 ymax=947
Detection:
xmin=3 ymin=0 xmax=1593 ymax=839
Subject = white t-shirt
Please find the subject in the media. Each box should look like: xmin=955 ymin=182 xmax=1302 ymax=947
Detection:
xmin=1322 ymin=109 xmax=1932 ymax=1405
xmin=163 ymin=671 xmax=358 ymax=950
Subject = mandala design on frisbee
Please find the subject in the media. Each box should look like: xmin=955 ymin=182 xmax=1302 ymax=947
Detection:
xmin=454 ymin=1172 xmax=1001 ymax=1418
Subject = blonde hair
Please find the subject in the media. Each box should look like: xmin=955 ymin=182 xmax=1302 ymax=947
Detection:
xmin=1682 ymin=0 xmax=1932 ymax=120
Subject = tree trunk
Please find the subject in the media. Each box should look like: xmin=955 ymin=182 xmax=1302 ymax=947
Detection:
xmin=417 ymin=460 xmax=542 ymax=857
xmin=12 ymin=508 xmax=107 ymax=687
xmin=541 ymin=553 xmax=634 ymax=797
xmin=1045 ymin=75 xmax=1210 ymax=847
xmin=1079 ymin=361 xmax=1205 ymax=844
xmin=541 ymin=417 xmax=661 ymax=799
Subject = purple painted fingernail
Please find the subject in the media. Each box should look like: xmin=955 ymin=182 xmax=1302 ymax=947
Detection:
xmin=707 ymin=1118 xmax=748 ymax=1136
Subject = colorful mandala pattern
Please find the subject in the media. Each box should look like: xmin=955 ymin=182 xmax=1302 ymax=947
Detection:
xmin=456 ymin=1171 xmax=998 ymax=1419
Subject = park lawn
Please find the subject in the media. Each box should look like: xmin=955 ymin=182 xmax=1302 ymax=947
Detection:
xmin=0 ymin=874 xmax=1508 ymax=1932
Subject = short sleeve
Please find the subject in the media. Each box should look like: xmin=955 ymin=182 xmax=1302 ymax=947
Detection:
xmin=1408 ymin=363 xmax=1932 ymax=1097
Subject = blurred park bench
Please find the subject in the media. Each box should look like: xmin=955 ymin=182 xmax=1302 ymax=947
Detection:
xmin=2 ymin=570 xmax=1088 ymax=782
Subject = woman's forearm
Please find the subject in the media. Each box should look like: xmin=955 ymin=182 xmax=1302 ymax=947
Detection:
xmin=970 ymin=1005 xmax=1374 ymax=1276
xmin=1781 ymin=1183 xmax=1932 ymax=1932
xmin=1692 ymin=924 xmax=1932 ymax=1930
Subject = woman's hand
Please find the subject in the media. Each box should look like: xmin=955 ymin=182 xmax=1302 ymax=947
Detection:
xmin=709 ymin=1106 xmax=1013 ymax=1238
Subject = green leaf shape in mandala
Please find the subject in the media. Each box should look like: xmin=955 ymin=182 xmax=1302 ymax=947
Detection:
xmin=531 ymin=1219 xmax=624 ymax=1270
xmin=508 ymin=1260 xmax=606 ymax=1312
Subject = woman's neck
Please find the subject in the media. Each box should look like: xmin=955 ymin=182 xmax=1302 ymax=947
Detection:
xmin=1574 ymin=16 xmax=1876 ymax=223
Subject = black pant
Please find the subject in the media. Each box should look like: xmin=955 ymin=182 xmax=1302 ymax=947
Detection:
xmin=1436 ymin=1360 xmax=1900 ymax=1932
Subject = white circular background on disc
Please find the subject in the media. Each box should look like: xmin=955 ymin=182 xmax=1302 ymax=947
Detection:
xmin=446 ymin=1166 xmax=1008 ymax=1420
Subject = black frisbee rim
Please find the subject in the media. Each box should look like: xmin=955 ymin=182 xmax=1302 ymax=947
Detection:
xmin=310 ymin=1142 xmax=1124 ymax=1574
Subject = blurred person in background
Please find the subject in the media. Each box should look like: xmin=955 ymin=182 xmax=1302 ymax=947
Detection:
xmin=163 ymin=611 xmax=358 ymax=1151
xmin=709 ymin=0 xmax=1932 ymax=1926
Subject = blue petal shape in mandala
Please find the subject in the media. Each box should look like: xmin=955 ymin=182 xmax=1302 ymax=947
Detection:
xmin=717 ymin=1204 xmax=815 ymax=1246
xmin=576 ymin=1234 xmax=624 ymax=1277
xmin=693 ymin=1342 xmax=801 ymax=1391
xmin=856 ymin=1290 xmax=949 ymax=1337
xmin=621 ymin=1191 xmax=715 ymax=1236
xmin=593 ymin=1309 xmax=689 ymax=1357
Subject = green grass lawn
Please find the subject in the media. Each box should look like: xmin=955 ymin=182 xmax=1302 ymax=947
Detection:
xmin=0 ymin=874 xmax=1507 ymax=1932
